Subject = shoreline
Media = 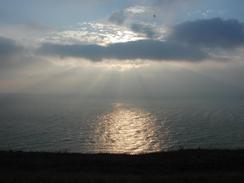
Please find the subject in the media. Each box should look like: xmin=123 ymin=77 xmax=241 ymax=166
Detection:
xmin=1 ymin=149 xmax=244 ymax=182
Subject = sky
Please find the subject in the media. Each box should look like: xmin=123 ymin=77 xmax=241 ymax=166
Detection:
xmin=0 ymin=0 xmax=244 ymax=98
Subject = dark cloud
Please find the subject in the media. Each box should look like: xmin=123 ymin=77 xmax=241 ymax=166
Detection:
xmin=0 ymin=36 xmax=38 ymax=73
xmin=130 ymin=23 xmax=158 ymax=38
xmin=38 ymin=40 xmax=208 ymax=61
xmin=108 ymin=11 xmax=159 ymax=38
xmin=109 ymin=11 xmax=126 ymax=25
xmin=0 ymin=36 xmax=23 ymax=62
xmin=151 ymin=0 xmax=197 ymax=8
xmin=153 ymin=0 xmax=181 ymax=5
xmin=168 ymin=18 xmax=244 ymax=48
xmin=39 ymin=18 xmax=244 ymax=62
xmin=153 ymin=0 xmax=195 ymax=5
xmin=3 ymin=17 xmax=242 ymax=64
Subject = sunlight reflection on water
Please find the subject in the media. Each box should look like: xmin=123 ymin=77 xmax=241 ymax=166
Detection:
xmin=91 ymin=103 xmax=167 ymax=154
xmin=1 ymin=97 xmax=244 ymax=153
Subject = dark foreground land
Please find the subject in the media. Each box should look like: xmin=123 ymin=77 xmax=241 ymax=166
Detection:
xmin=1 ymin=149 xmax=244 ymax=183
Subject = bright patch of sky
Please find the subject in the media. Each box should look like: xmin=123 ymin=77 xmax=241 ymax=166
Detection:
xmin=43 ymin=22 xmax=146 ymax=45
xmin=1 ymin=0 xmax=244 ymax=96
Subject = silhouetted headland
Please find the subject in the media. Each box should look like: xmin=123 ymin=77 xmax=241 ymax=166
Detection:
xmin=1 ymin=149 xmax=244 ymax=182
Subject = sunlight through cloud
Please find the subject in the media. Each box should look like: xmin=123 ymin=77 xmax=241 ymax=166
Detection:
xmin=43 ymin=22 xmax=145 ymax=45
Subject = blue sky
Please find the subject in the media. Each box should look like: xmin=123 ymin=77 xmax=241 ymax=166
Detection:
xmin=0 ymin=0 xmax=244 ymax=26
xmin=0 ymin=0 xmax=244 ymax=97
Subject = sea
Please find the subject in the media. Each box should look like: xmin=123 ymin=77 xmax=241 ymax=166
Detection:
xmin=0 ymin=95 xmax=244 ymax=154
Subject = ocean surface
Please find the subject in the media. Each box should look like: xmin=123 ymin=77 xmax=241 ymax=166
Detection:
xmin=0 ymin=95 xmax=244 ymax=154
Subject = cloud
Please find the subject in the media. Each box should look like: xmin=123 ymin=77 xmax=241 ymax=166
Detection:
xmin=0 ymin=37 xmax=36 ymax=83
xmin=169 ymin=18 xmax=244 ymax=48
xmin=38 ymin=18 xmax=244 ymax=63
xmin=130 ymin=23 xmax=158 ymax=38
xmin=126 ymin=6 xmax=146 ymax=14
xmin=44 ymin=22 xmax=143 ymax=45
xmin=108 ymin=8 xmax=159 ymax=38
xmin=109 ymin=11 xmax=127 ymax=25
xmin=0 ymin=36 xmax=32 ymax=79
xmin=3 ymin=17 xmax=243 ymax=66
xmin=0 ymin=36 xmax=23 ymax=61
xmin=152 ymin=0 xmax=196 ymax=6
xmin=38 ymin=39 xmax=208 ymax=62
xmin=0 ymin=36 xmax=40 ymax=72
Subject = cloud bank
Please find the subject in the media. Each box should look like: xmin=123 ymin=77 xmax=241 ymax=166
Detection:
xmin=130 ymin=23 xmax=158 ymax=38
xmin=1 ymin=18 xmax=244 ymax=64
xmin=38 ymin=18 xmax=244 ymax=62
xmin=169 ymin=18 xmax=244 ymax=48
xmin=0 ymin=36 xmax=23 ymax=59
xmin=38 ymin=40 xmax=208 ymax=61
